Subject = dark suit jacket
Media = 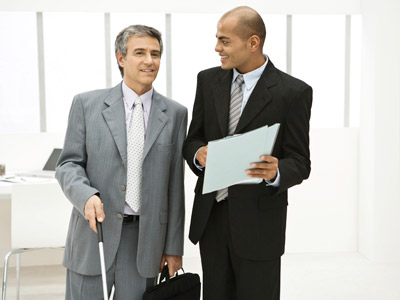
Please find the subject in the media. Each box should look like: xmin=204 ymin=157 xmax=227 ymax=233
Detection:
xmin=183 ymin=60 xmax=312 ymax=261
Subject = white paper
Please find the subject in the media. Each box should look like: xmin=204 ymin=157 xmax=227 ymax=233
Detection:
xmin=202 ymin=123 xmax=280 ymax=194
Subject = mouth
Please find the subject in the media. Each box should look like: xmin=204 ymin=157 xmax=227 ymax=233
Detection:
xmin=220 ymin=55 xmax=228 ymax=62
xmin=141 ymin=69 xmax=154 ymax=73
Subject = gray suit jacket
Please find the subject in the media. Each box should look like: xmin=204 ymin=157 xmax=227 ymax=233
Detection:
xmin=56 ymin=82 xmax=187 ymax=278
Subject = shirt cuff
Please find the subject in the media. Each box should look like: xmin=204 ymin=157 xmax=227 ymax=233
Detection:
xmin=193 ymin=148 xmax=204 ymax=171
xmin=265 ymin=168 xmax=280 ymax=187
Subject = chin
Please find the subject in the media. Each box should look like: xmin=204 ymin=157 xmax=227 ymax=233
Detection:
xmin=221 ymin=64 xmax=233 ymax=70
xmin=141 ymin=77 xmax=156 ymax=84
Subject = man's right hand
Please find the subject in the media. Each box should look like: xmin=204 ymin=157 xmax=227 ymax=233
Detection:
xmin=84 ymin=194 xmax=105 ymax=233
xmin=196 ymin=145 xmax=208 ymax=167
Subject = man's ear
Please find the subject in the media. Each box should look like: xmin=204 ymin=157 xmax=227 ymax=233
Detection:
xmin=116 ymin=52 xmax=125 ymax=68
xmin=248 ymin=35 xmax=261 ymax=53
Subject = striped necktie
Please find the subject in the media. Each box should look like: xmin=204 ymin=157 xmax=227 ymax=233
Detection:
xmin=215 ymin=74 xmax=244 ymax=202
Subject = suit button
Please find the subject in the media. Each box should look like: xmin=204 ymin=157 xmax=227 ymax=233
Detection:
xmin=121 ymin=185 xmax=126 ymax=191
xmin=117 ymin=213 xmax=123 ymax=219
xmin=121 ymin=160 xmax=124 ymax=166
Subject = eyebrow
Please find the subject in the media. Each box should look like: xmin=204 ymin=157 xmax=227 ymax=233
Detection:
xmin=132 ymin=48 xmax=161 ymax=54
xmin=216 ymin=35 xmax=231 ymax=40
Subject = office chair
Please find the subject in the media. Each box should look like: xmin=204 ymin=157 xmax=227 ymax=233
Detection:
xmin=1 ymin=182 xmax=71 ymax=300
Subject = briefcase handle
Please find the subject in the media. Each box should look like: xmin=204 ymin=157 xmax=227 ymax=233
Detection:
xmin=159 ymin=265 xmax=186 ymax=283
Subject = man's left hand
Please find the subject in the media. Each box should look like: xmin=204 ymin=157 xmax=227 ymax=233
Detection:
xmin=159 ymin=255 xmax=182 ymax=277
xmin=246 ymin=155 xmax=279 ymax=181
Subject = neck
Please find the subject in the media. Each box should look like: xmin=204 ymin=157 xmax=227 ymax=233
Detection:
xmin=123 ymin=80 xmax=152 ymax=96
xmin=237 ymin=54 xmax=266 ymax=74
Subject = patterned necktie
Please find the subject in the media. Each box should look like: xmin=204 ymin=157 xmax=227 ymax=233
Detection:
xmin=126 ymin=97 xmax=144 ymax=212
xmin=215 ymin=74 xmax=244 ymax=202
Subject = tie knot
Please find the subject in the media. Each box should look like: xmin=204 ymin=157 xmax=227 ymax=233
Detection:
xmin=235 ymin=75 xmax=244 ymax=87
xmin=134 ymin=97 xmax=142 ymax=106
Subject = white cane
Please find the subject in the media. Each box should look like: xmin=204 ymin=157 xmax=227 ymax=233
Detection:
xmin=97 ymin=221 xmax=109 ymax=300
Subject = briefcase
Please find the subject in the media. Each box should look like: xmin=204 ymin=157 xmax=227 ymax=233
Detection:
xmin=142 ymin=265 xmax=201 ymax=300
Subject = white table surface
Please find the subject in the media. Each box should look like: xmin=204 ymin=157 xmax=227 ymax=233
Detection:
xmin=0 ymin=178 xmax=57 ymax=200
xmin=0 ymin=181 xmax=11 ymax=200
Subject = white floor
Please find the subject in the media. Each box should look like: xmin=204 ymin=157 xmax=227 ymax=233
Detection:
xmin=2 ymin=253 xmax=400 ymax=299
xmin=281 ymin=253 xmax=400 ymax=300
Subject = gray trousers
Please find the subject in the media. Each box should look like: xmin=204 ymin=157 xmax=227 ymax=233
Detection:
xmin=65 ymin=221 xmax=156 ymax=300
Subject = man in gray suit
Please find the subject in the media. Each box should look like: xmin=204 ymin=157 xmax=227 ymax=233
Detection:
xmin=56 ymin=25 xmax=187 ymax=300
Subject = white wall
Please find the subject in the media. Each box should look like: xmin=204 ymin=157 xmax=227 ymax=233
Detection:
xmin=286 ymin=129 xmax=359 ymax=253
xmin=359 ymin=0 xmax=400 ymax=262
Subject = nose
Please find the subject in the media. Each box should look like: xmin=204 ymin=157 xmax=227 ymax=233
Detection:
xmin=215 ymin=40 xmax=222 ymax=53
xmin=144 ymin=52 xmax=153 ymax=64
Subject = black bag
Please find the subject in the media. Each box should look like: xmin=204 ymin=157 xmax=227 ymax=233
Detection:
xmin=142 ymin=265 xmax=201 ymax=300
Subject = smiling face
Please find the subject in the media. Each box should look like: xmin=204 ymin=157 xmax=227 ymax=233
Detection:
xmin=215 ymin=16 xmax=252 ymax=74
xmin=117 ymin=35 xmax=161 ymax=95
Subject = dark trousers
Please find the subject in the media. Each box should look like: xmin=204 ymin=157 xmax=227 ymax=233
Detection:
xmin=199 ymin=200 xmax=281 ymax=300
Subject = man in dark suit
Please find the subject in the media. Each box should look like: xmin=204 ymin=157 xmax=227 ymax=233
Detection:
xmin=183 ymin=6 xmax=312 ymax=300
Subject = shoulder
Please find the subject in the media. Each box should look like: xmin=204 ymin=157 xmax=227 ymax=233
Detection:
xmin=153 ymin=90 xmax=187 ymax=116
xmin=75 ymin=87 xmax=112 ymax=102
xmin=72 ymin=84 xmax=121 ymax=108
xmin=259 ymin=60 xmax=312 ymax=110
xmin=198 ymin=66 xmax=223 ymax=76
xmin=278 ymin=71 xmax=310 ymax=91
xmin=267 ymin=62 xmax=311 ymax=92
xmin=197 ymin=66 xmax=228 ymax=80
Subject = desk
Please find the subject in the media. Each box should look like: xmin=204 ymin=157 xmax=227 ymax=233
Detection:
xmin=0 ymin=182 xmax=11 ymax=200
xmin=0 ymin=175 xmax=58 ymax=195
xmin=0 ymin=179 xmax=55 ymax=200
xmin=0 ymin=180 xmax=66 ymax=267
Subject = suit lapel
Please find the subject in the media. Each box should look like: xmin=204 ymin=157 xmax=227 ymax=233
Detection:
xmin=212 ymin=69 xmax=233 ymax=137
xmin=235 ymin=62 xmax=277 ymax=133
xmin=143 ymin=90 xmax=168 ymax=160
xmin=102 ymin=83 xmax=128 ymax=166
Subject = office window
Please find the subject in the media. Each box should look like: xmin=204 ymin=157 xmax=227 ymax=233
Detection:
xmin=0 ymin=12 xmax=40 ymax=133
xmin=0 ymin=12 xmax=362 ymax=134
xmin=43 ymin=12 xmax=106 ymax=133
xmin=292 ymin=15 xmax=345 ymax=128
xmin=110 ymin=13 xmax=167 ymax=96
xmin=170 ymin=13 xmax=221 ymax=116
xmin=262 ymin=14 xmax=287 ymax=72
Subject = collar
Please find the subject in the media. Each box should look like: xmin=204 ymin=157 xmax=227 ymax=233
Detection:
xmin=232 ymin=55 xmax=269 ymax=90
xmin=122 ymin=81 xmax=152 ymax=113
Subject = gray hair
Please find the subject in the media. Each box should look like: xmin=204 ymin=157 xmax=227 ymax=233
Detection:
xmin=115 ymin=25 xmax=163 ymax=77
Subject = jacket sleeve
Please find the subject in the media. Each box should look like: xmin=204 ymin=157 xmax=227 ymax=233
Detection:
xmin=276 ymin=84 xmax=313 ymax=193
xmin=55 ymin=95 xmax=99 ymax=217
xmin=183 ymin=72 xmax=207 ymax=177
xmin=163 ymin=107 xmax=188 ymax=255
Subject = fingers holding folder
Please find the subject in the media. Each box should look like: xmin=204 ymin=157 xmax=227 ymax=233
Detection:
xmin=246 ymin=155 xmax=279 ymax=181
